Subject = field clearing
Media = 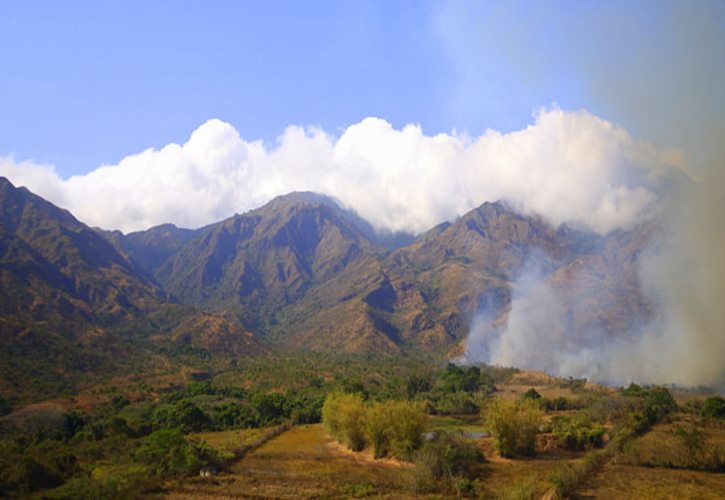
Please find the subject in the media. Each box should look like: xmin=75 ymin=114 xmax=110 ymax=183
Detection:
xmin=638 ymin=414 xmax=725 ymax=447
xmin=428 ymin=414 xmax=487 ymax=433
xmin=167 ymin=424 xmax=410 ymax=498
xmin=163 ymin=409 xmax=725 ymax=499
xmin=190 ymin=427 xmax=270 ymax=454
xmin=476 ymin=457 xmax=561 ymax=498
xmin=168 ymin=423 xmax=572 ymax=498
xmin=579 ymin=463 xmax=725 ymax=499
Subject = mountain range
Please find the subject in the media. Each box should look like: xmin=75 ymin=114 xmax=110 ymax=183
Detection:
xmin=0 ymin=176 xmax=653 ymax=399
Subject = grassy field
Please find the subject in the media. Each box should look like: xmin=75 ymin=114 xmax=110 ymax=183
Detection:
xmin=579 ymin=463 xmax=725 ymax=499
xmin=6 ymin=354 xmax=720 ymax=499
xmin=169 ymin=415 xmax=583 ymax=498
xmin=163 ymin=376 xmax=723 ymax=499
xmin=190 ymin=428 xmax=270 ymax=455
xmin=167 ymin=424 xmax=409 ymax=498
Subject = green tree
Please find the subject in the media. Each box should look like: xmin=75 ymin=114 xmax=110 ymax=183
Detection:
xmin=702 ymin=396 xmax=725 ymax=420
xmin=135 ymin=429 xmax=201 ymax=476
xmin=213 ymin=402 xmax=256 ymax=429
xmin=406 ymin=375 xmax=431 ymax=399
xmin=252 ymin=392 xmax=288 ymax=425
xmin=551 ymin=415 xmax=605 ymax=450
xmin=521 ymin=388 xmax=541 ymax=400
xmin=440 ymin=364 xmax=480 ymax=393
xmin=171 ymin=400 xmax=212 ymax=433
xmin=484 ymin=398 xmax=542 ymax=457
xmin=644 ymin=387 xmax=677 ymax=420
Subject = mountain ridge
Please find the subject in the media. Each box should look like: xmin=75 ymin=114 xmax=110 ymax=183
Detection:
xmin=1 ymin=177 xmax=655 ymax=399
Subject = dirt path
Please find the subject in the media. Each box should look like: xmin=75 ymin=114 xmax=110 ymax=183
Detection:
xmin=325 ymin=439 xmax=411 ymax=468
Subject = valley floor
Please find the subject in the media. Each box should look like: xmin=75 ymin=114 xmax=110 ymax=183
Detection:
xmin=166 ymin=421 xmax=725 ymax=499
xmin=167 ymin=424 xmax=406 ymax=498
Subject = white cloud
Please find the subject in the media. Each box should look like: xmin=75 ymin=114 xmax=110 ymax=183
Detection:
xmin=0 ymin=107 xmax=680 ymax=234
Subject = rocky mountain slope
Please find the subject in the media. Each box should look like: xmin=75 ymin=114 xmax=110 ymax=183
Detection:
xmin=108 ymin=193 xmax=653 ymax=356
xmin=1 ymin=177 xmax=655 ymax=397
xmin=0 ymin=177 xmax=262 ymax=398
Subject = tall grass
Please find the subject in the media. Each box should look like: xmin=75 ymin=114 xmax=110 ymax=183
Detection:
xmin=548 ymin=449 xmax=607 ymax=498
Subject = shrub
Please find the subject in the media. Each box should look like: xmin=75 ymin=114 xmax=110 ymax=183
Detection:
xmin=410 ymin=432 xmax=484 ymax=494
xmin=386 ymin=401 xmax=427 ymax=460
xmin=365 ymin=402 xmax=391 ymax=458
xmin=622 ymin=385 xmax=676 ymax=419
xmin=498 ymin=477 xmax=536 ymax=500
xmin=322 ymin=392 xmax=367 ymax=451
xmin=702 ymin=396 xmax=725 ymax=420
xmin=674 ymin=426 xmax=707 ymax=464
xmin=621 ymin=383 xmax=647 ymax=397
xmin=322 ymin=392 xmax=344 ymax=438
xmin=213 ymin=401 xmax=257 ymax=429
xmin=484 ymin=398 xmax=542 ymax=457
xmin=440 ymin=364 xmax=481 ymax=393
xmin=615 ymin=425 xmax=724 ymax=471
xmin=252 ymin=392 xmax=288 ymax=425
xmin=548 ymin=450 xmax=606 ymax=498
xmin=521 ymin=388 xmax=541 ymax=400
xmin=551 ymin=415 xmax=605 ymax=451
xmin=429 ymin=391 xmax=482 ymax=415
xmin=406 ymin=375 xmax=432 ymax=399
xmin=541 ymin=396 xmax=581 ymax=412
xmin=644 ymin=387 xmax=677 ymax=420
xmin=343 ymin=480 xmax=376 ymax=497
xmin=135 ymin=429 xmax=200 ymax=476
xmin=111 ymin=395 xmax=130 ymax=411
xmin=172 ymin=400 xmax=213 ymax=433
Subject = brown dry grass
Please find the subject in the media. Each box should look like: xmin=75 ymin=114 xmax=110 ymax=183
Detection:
xmin=325 ymin=439 xmax=411 ymax=469
xmin=613 ymin=413 xmax=725 ymax=471
xmin=578 ymin=463 xmax=725 ymax=499
xmin=167 ymin=424 xmax=411 ymax=499
xmin=190 ymin=428 xmax=269 ymax=454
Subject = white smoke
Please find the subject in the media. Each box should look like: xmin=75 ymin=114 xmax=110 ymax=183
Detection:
xmin=464 ymin=175 xmax=725 ymax=388
xmin=0 ymin=107 xmax=678 ymax=235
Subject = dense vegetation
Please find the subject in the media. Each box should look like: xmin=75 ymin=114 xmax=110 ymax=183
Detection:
xmin=0 ymin=356 xmax=516 ymax=497
xmin=484 ymin=397 xmax=543 ymax=457
xmin=1 ymin=352 xmax=722 ymax=498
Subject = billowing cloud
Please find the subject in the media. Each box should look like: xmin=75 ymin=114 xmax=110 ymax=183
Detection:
xmin=1 ymin=107 xmax=680 ymax=234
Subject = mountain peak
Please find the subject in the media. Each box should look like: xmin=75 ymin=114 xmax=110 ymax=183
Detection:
xmin=271 ymin=191 xmax=339 ymax=206
xmin=259 ymin=192 xmax=341 ymax=215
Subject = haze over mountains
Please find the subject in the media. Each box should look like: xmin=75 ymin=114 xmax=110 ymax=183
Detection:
xmin=2 ymin=174 xmax=682 ymax=398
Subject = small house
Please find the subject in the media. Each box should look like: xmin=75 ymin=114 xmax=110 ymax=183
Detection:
xmin=200 ymin=466 xmax=217 ymax=478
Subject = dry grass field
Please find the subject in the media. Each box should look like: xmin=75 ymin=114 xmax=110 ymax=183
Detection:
xmin=578 ymin=464 xmax=725 ymax=499
xmin=169 ymin=416 xmax=588 ymax=498
xmin=168 ymin=424 xmax=409 ymax=498
xmin=190 ymin=428 xmax=270 ymax=455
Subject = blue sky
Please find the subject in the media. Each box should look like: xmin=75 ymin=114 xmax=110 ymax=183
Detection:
xmin=1 ymin=0 xmax=723 ymax=177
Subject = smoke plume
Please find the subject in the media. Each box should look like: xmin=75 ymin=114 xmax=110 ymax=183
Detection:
xmin=463 ymin=171 xmax=725 ymax=388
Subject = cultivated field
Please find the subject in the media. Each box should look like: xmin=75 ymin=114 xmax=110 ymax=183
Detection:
xmin=166 ymin=376 xmax=724 ymax=499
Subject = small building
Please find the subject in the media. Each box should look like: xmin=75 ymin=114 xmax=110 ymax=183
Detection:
xmin=199 ymin=467 xmax=217 ymax=478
